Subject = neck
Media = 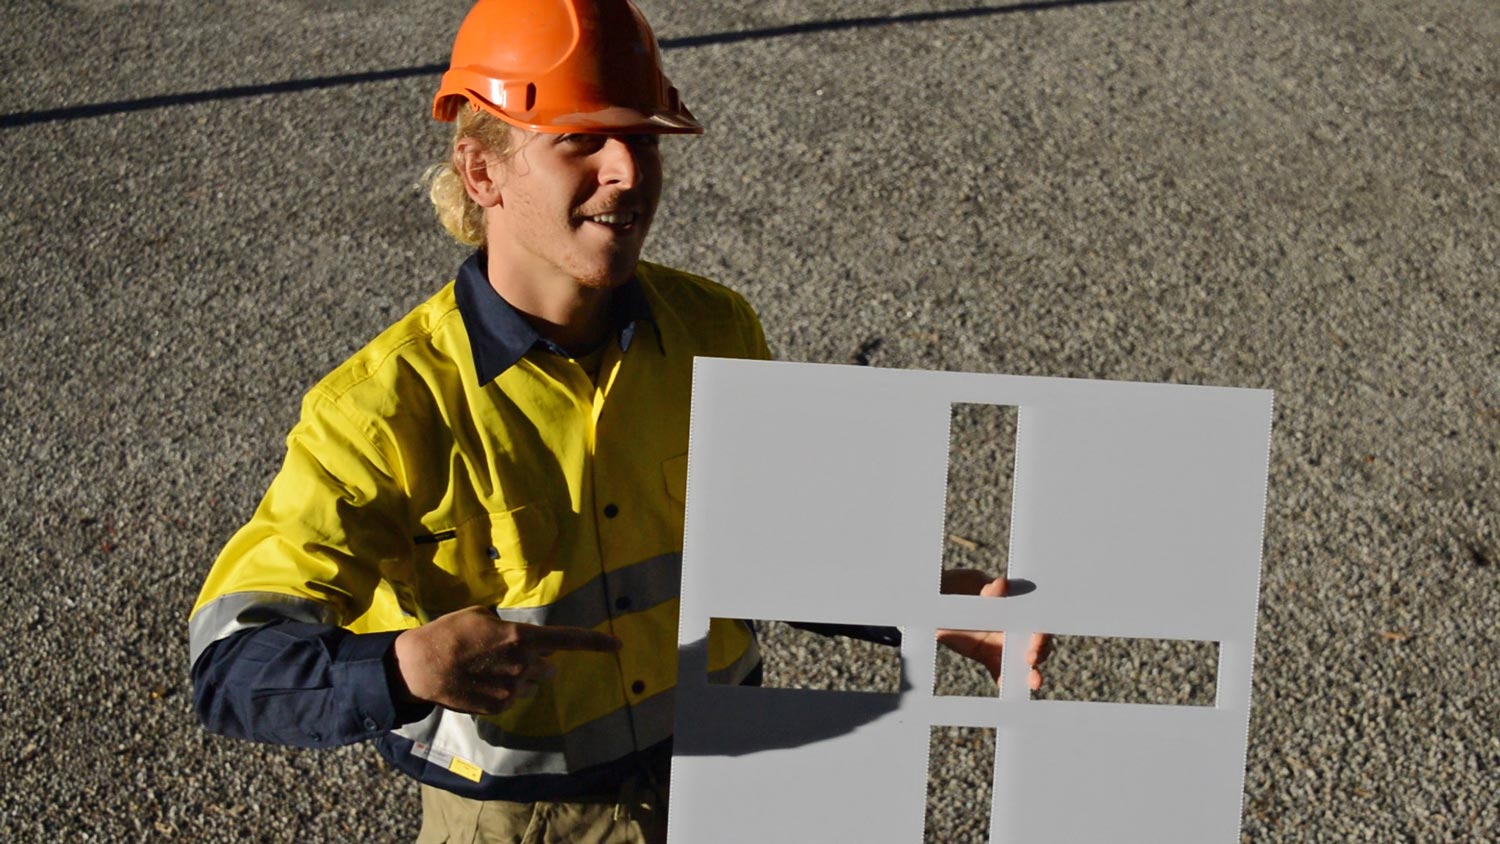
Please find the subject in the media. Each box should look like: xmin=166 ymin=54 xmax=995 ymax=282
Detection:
xmin=485 ymin=251 xmax=617 ymax=355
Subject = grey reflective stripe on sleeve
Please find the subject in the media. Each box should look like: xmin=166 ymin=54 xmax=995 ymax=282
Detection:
xmin=188 ymin=592 xmax=337 ymax=665
xmin=394 ymin=687 xmax=678 ymax=776
xmin=494 ymin=552 xmax=680 ymax=629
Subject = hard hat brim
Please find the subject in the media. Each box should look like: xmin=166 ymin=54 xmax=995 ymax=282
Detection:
xmin=433 ymin=75 xmax=704 ymax=135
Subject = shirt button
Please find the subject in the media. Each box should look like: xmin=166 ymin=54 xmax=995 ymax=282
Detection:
xmin=363 ymin=717 xmax=378 ymax=731
xmin=631 ymin=680 xmax=646 ymax=695
xmin=486 ymin=546 xmax=500 ymax=560
xmin=603 ymin=503 xmax=620 ymax=519
xmin=615 ymin=595 xmax=632 ymax=612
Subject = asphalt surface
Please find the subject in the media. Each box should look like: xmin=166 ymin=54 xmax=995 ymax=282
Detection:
xmin=3 ymin=0 xmax=1497 ymax=841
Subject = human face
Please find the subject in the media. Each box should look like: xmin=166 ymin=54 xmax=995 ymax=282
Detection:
xmin=488 ymin=131 xmax=663 ymax=292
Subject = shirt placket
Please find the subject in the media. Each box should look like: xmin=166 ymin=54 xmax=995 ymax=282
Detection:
xmin=583 ymin=344 xmax=657 ymax=746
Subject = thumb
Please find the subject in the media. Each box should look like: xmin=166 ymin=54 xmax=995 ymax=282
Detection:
xmin=980 ymin=576 xmax=1008 ymax=598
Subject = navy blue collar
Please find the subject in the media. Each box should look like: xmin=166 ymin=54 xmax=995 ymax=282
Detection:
xmin=453 ymin=252 xmax=657 ymax=385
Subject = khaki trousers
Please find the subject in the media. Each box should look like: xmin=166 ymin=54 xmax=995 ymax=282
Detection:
xmin=416 ymin=773 xmax=669 ymax=844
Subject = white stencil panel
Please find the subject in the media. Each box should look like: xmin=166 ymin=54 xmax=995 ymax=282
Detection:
xmin=670 ymin=359 xmax=1273 ymax=844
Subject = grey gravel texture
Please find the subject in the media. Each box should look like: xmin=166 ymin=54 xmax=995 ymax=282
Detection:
xmin=3 ymin=0 xmax=1497 ymax=841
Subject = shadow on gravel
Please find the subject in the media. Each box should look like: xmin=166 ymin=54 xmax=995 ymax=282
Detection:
xmin=673 ymin=635 xmax=910 ymax=757
xmin=1 ymin=0 xmax=1135 ymax=129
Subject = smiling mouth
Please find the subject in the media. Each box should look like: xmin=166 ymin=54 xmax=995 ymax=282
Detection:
xmin=578 ymin=210 xmax=640 ymax=230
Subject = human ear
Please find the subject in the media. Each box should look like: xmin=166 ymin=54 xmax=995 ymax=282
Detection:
xmin=455 ymin=137 xmax=505 ymax=208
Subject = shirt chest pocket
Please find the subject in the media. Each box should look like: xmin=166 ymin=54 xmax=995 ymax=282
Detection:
xmin=662 ymin=453 xmax=689 ymax=542
xmin=663 ymin=453 xmax=688 ymax=505
xmin=409 ymin=502 xmax=559 ymax=619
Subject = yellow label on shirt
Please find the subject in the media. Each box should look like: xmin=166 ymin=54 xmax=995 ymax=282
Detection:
xmin=448 ymin=757 xmax=483 ymax=783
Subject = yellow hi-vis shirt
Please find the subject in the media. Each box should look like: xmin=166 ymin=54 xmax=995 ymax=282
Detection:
xmin=190 ymin=256 xmax=765 ymax=796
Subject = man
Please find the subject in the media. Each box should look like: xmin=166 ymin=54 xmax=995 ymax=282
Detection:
xmin=190 ymin=1 xmax=1040 ymax=841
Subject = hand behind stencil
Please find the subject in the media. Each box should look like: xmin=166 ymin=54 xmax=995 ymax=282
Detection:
xmin=937 ymin=570 xmax=1049 ymax=691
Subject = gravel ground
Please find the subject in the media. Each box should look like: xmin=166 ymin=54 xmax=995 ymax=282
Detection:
xmin=2 ymin=0 xmax=1497 ymax=841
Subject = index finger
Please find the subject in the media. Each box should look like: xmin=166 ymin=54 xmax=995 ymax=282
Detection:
xmin=517 ymin=624 xmax=622 ymax=653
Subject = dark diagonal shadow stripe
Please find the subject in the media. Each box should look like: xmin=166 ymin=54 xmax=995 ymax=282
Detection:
xmin=662 ymin=0 xmax=1129 ymax=48
xmin=1 ymin=65 xmax=448 ymax=129
xmin=1 ymin=0 xmax=1130 ymax=129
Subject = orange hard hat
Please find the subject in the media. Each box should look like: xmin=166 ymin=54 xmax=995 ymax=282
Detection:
xmin=433 ymin=0 xmax=703 ymax=134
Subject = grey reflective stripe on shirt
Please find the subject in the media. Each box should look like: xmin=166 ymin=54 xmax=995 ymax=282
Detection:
xmin=707 ymin=634 xmax=761 ymax=687
xmin=395 ymin=686 xmax=674 ymax=776
xmin=393 ymin=633 xmax=760 ymax=777
xmin=494 ymin=552 xmax=680 ymax=629
xmin=188 ymin=592 xmax=337 ymax=665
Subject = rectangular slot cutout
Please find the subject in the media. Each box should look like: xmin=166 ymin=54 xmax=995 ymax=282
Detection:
xmin=925 ymin=726 xmax=997 ymax=844
xmin=932 ymin=629 xmax=1003 ymax=698
xmin=942 ymin=403 xmax=1018 ymax=584
xmin=707 ymin=618 xmax=903 ymax=694
xmin=1030 ymin=635 xmax=1220 ymax=706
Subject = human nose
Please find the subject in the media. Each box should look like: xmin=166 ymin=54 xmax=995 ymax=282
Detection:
xmin=596 ymin=137 xmax=644 ymax=189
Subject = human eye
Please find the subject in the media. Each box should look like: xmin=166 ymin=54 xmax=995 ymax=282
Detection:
xmin=558 ymin=133 xmax=606 ymax=153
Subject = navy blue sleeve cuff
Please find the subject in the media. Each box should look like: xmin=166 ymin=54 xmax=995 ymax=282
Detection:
xmin=332 ymin=630 xmax=431 ymax=735
xmin=194 ymin=621 xmax=442 ymax=748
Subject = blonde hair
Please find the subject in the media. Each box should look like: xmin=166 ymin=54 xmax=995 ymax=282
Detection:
xmin=424 ymin=102 xmax=520 ymax=247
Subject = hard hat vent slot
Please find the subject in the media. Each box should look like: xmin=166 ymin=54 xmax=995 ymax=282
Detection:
xmin=525 ymin=83 xmax=537 ymax=112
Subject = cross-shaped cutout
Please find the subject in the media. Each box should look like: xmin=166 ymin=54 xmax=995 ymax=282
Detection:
xmin=671 ymin=359 xmax=1271 ymax=844
xmin=707 ymin=613 xmax=1220 ymax=844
